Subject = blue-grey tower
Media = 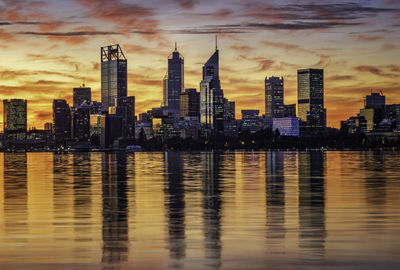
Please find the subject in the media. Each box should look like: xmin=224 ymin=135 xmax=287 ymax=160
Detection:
xmin=200 ymin=37 xmax=224 ymax=137
xmin=166 ymin=43 xmax=184 ymax=120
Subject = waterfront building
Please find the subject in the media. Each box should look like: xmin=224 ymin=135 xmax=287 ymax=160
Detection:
xmin=116 ymin=96 xmax=135 ymax=138
xmin=265 ymin=76 xmax=284 ymax=118
xmin=273 ymin=117 xmax=300 ymax=137
xmin=73 ymin=85 xmax=91 ymax=107
xmin=297 ymin=68 xmax=326 ymax=132
xmin=166 ymin=43 xmax=184 ymax=120
xmin=101 ymin=44 xmax=127 ymax=112
xmin=180 ymin=88 xmax=200 ymax=120
xmin=53 ymin=99 xmax=71 ymax=145
xmin=200 ymin=41 xmax=224 ymax=137
xmin=3 ymin=99 xmax=27 ymax=140
xmin=241 ymin=110 xmax=261 ymax=133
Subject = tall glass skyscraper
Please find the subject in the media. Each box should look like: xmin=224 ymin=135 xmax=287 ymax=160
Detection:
xmin=166 ymin=44 xmax=184 ymax=120
xmin=101 ymin=44 xmax=127 ymax=112
xmin=53 ymin=99 xmax=71 ymax=144
xmin=265 ymin=76 xmax=284 ymax=118
xmin=297 ymin=69 xmax=326 ymax=131
xmin=200 ymin=44 xmax=224 ymax=137
xmin=3 ymin=99 xmax=27 ymax=140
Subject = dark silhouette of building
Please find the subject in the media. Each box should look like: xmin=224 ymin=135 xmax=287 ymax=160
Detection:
xmin=284 ymin=104 xmax=296 ymax=117
xmin=3 ymin=99 xmax=27 ymax=140
xmin=164 ymin=152 xmax=186 ymax=267
xmin=241 ymin=110 xmax=261 ymax=133
xmin=223 ymin=98 xmax=235 ymax=121
xmin=116 ymin=96 xmax=135 ymax=138
xmin=72 ymin=105 xmax=91 ymax=142
xmin=73 ymin=85 xmax=91 ymax=107
xmin=200 ymin=40 xmax=224 ymax=137
xmin=297 ymin=69 xmax=326 ymax=132
xmin=53 ymin=99 xmax=71 ymax=145
xmin=101 ymin=44 xmax=127 ymax=112
xmin=180 ymin=88 xmax=200 ymax=120
xmin=366 ymin=92 xmax=385 ymax=109
xmin=165 ymin=43 xmax=184 ymax=120
xmin=265 ymin=76 xmax=284 ymax=118
xmin=100 ymin=114 xmax=122 ymax=148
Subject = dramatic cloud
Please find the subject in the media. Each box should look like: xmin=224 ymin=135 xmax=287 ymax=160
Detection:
xmin=355 ymin=65 xmax=399 ymax=78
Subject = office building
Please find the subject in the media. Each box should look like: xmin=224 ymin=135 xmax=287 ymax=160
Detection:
xmin=265 ymin=76 xmax=284 ymax=118
xmin=284 ymin=104 xmax=296 ymax=117
xmin=200 ymin=42 xmax=224 ymax=137
xmin=72 ymin=105 xmax=90 ymax=141
xmin=116 ymin=96 xmax=135 ymax=138
xmin=53 ymin=99 xmax=71 ymax=144
xmin=166 ymin=43 xmax=184 ymax=120
xmin=101 ymin=44 xmax=127 ymax=112
xmin=224 ymin=98 xmax=235 ymax=121
xmin=100 ymin=114 xmax=122 ymax=148
xmin=73 ymin=85 xmax=91 ymax=107
xmin=180 ymin=88 xmax=200 ymax=120
xmin=3 ymin=99 xmax=27 ymax=140
xmin=241 ymin=110 xmax=261 ymax=133
xmin=297 ymin=68 xmax=326 ymax=131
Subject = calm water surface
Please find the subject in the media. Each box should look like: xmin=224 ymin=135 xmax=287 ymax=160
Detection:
xmin=0 ymin=151 xmax=400 ymax=269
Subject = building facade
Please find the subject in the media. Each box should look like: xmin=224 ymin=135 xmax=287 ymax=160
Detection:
xmin=297 ymin=69 xmax=326 ymax=132
xmin=166 ymin=44 xmax=184 ymax=120
xmin=180 ymin=88 xmax=200 ymax=120
xmin=53 ymin=99 xmax=71 ymax=145
xmin=3 ymin=99 xmax=27 ymax=140
xmin=273 ymin=117 xmax=300 ymax=137
xmin=73 ymin=85 xmax=91 ymax=107
xmin=116 ymin=96 xmax=135 ymax=138
xmin=200 ymin=47 xmax=224 ymax=137
xmin=241 ymin=110 xmax=261 ymax=133
xmin=101 ymin=44 xmax=127 ymax=112
xmin=265 ymin=76 xmax=284 ymax=118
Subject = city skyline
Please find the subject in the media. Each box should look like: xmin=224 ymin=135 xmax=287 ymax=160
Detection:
xmin=0 ymin=0 xmax=399 ymax=130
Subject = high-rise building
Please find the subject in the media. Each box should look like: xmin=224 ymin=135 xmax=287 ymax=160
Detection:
xmin=166 ymin=43 xmax=184 ymax=119
xmin=73 ymin=85 xmax=91 ymax=107
xmin=116 ymin=96 xmax=135 ymax=138
xmin=53 ymin=99 xmax=71 ymax=144
xmin=200 ymin=42 xmax=224 ymax=137
xmin=265 ymin=76 xmax=284 ymax=118
xmin=180 ymin=88 xmax=200 ymax=120
xmin=297 ymin=69 xmax=326 ymax=131
xmin=223 ymin=98 xmax=235 ymax=121
xmin=101 ymin=44 xmax=127 ymax=112
xmin=284 ymin=104 xmax=296 ymax=117
xmin=366 ymin=92 xmax=385 ymax=109
xmin=72 ymin=105 xmax=90 ymax=142
xmin=3 ymin=99 xmax=27 ymax=140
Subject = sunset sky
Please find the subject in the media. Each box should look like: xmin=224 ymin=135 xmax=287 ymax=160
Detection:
xmin=0 ymin=0 xmax=399 ymax=130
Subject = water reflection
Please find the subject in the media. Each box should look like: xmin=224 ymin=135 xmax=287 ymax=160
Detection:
xmin=3 ymin=153 xmax=28 ymax=240
xmin=202 ymin=152 xmax=222 ymax=269
xmin=164 ymin=152 xmax=186 ymax=268
xmin=266 ymin=152 xmax=286 ymax=254
xmin=101 ymin=153 xmax=129 ymax=269
xmin=298 ymin=151 xmax=326 ymax=265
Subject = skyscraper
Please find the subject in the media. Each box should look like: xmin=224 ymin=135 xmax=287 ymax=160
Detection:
xmin=366 ymin=92 xmax=385 ymax=109
xmin=72 ymin=105 xmax=90 ymax=142
xmin=166 ymin=43 xmax=184 ymax=120
xmin=116 ymin=96 xmax=135 ymax=138
xmin=200 ymin=41 xmax=224 ymax=137
xmin=53 ymin=99 xmax=71 ymax=144
xmin=265 ymin=76 xmax=284 ymax=118
xmin=180 ymin=88 xmax=200 ymax=120
xmin=101 ymin=44 xmax=127 ymax=112
xmin=73 ymin=85 xmax=91 ymax=107
xmin=297 ymin=69 xmax=326 ymax=131
xmin=3 ymin=99 xmax=27 ymax=140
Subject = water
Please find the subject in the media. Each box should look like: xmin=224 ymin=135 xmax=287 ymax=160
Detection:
xmin=0 ymin=151 xmax=399 ymax=269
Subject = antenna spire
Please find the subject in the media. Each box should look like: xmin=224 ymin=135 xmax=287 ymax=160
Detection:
xmin=215 ymin=35 xmax=218 ymax=50
xmin=175 ymin=42 xmax=177 ymax=51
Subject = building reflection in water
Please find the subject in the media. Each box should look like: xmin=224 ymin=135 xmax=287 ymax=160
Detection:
xmin=201 ymin=152 xmax=222 ymax=269
xmin=72 ymin=153 xmax=92 ymax=245
xmin=361 ymin=152 xmax=387 ymax=231
xmin=164 ymin=152 xmax=186 ymax=268
xmin=101 ymin=153 xmax=129 ymax=268
xmin=266 ymin=152 xmax=286 ymax=254
xmin=298 ymin=151 xmax=326 ymax=264
xmin=3 ymin=153 xmax=28 ymax=239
